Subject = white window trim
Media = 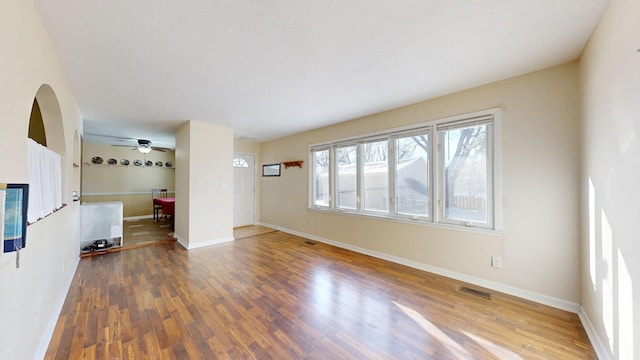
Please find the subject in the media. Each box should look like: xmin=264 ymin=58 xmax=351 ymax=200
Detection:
xmin=308 ymin=108 xmax=502 ymax=232
xmin=435 ymin=122 xmax=493 ymax=229
xmin=390 ymin=129 xmax=433 ymax=222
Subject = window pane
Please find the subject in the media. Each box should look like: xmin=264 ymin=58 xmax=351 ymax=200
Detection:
xmin=232 ymin=157 xmax=249 ymax=167
xmin=442 ymin=124 xmax=488 ymax=223
xmin=395 ymin=134 xmax=429 ymax=217
xmin=336 ymin=145 xmax=357 ymax=209
xmin=312 ymin=149 xmax=330 ymax=207
xmin=363 ymin=140 xmax=388 ymax=212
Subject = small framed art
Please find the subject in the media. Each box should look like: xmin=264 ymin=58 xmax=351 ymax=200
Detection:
xmin=262 ymin=164 xmax=281 ymax=177
xmin=1 ymin=183 xmax=29 ymax=253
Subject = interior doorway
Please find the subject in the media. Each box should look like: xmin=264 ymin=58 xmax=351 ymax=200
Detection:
xmin=233 ymin=153 xmax=256 ymax=227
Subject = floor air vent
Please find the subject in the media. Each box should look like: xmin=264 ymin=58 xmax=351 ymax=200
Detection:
xmin=459 ymin=286 xmax=492 ymax=300
xmin=304 ymin=241 xmax=317 ymax=246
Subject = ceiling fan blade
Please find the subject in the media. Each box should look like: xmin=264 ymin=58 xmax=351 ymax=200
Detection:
xmin=86 ymin=133 xmax=138 ymax=141
xmin=111 ymin=144 xmax=135 ymax=148
xmin=152 ymin=147 xmax=169 ymax=152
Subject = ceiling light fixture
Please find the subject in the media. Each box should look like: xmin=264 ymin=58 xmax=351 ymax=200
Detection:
xmin=137 ymin=146 xmax=152 ymax=154
xmin=136 ymin=139 xmax=152 ymax=153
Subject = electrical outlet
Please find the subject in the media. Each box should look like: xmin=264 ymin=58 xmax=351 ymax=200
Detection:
xmin=491 ymin=256 xmax=502 ymax=268
xmin=214 ymin=224 xmax=220 ymax=232
xmin=309 ymin=220 xmax=314 ymax=227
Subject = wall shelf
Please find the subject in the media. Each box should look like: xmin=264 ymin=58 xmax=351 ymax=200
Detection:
xmin=282 ymin=161 xmax=304 ymax=169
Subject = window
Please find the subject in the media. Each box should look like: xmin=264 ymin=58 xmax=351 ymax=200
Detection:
xmin=438 ymin=120 xmax=492 ymax=227
xmin=309 ymin=109 xmax=500 ymax=230
xmin=362 ymin=139 xmax=388 ymax=212
xmin=393 ymin=131 xmax=430 ymax=218
xmin=233 ymin=157 xmax=249 ymax=167
xmin=311 ymin=147 xmax=330 ymax=207
xmin=335 ymin=144 xmax=358 ymax=210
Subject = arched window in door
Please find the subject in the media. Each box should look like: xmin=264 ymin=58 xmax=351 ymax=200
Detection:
xmin=232 ymin=157 xmax=249 ymax=168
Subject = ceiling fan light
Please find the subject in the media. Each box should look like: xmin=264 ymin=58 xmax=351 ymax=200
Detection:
xmin=137 ymin=146 xmax=152 ymax=154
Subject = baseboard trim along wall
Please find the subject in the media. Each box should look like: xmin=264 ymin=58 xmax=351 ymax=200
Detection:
xmin=259 ymin=222 xmax=609 ymax=358
xmin=174 ymin=234 xmax=234 ymax=250
xmin=123 ymin=214 xmax=154 ymax=221
xmin=35 ymin=255 xmax=80 ymax=360
xmin=578 ymin=307 xmax=612 ymax=360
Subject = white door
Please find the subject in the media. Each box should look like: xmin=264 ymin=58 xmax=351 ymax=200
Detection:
xmin=233 ymin=153 xmax=256 ymax=227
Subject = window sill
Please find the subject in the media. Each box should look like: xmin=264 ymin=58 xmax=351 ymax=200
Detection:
xmin=27 ymin=203 xmax=67 ymax=226
xmin=308 ymin=206 xmax=503 ymax=237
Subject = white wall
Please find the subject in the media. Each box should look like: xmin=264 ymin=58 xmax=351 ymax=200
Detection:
xmin=0 ymin=1 xmax=83 ymax=359
xmin=260 ymin=62 xmax=582 ymax=307
xmin=580 ymin=0 xmax=640 ymax=358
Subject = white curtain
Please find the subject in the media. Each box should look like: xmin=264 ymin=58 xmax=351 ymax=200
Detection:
xmin=27 ymin=139 xmax=62 ymax=223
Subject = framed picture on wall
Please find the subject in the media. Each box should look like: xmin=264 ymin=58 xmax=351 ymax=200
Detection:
xmin=1 ymin=183 xmax=29 ymax=253
xmin=262 ymin=164 xmax=281 ymax=177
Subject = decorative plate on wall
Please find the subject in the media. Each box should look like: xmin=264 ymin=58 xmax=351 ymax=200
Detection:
xmin=165 ymin=162 xmax=173 ymax=168
xmin=134 ymin=160 xmax=143 ymax=166
xmin=120 ymin=159 xmax=130 ymax=166
xmin=91 ymin=156 xmax=103 ymax=164
xmin=145 ymin=160 xmax=153 ymax=167
xmin=107 ymin=158 xmax=117 ymax=165
xmin=155 ymin=161 xmax=163 ymax=167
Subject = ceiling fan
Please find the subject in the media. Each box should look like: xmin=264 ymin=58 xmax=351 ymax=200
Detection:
xmin=127 ymin=139 xmax=168 ymax=154
xmin=84 ymin=133 xmax=172 ymax=153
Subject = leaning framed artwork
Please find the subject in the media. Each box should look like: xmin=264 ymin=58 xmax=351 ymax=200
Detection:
xmin=1 ymin=183 xmax=29 ymax=253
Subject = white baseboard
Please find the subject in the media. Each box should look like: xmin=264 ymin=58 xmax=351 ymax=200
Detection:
xmin=174 ymin=233 xmax=188 ymax=249
xmin=259 ymin=222 xmax=581 ymax=313
xmin=34 ymin=255 xmax=80 ymax=360
xmin=123 ymin=214 xmax=154 ymax=221
xmin=578 ymin=306 xmax=612 ymax=360
xmin=174 ymin=234 xmax=234 ymax=250
xmin=188 ymin=236 xmax=235 ymax=249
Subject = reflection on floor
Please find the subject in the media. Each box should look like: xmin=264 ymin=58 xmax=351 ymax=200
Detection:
xmin=123 ymin=220 xmax=277 ymax=246
xmin=123 ymin=217 xmax=175 ymax=248
xmin=234 ymin=225 xmax=277 ymax=239
xmin=100 ymin=220 xmax=277 ymax=254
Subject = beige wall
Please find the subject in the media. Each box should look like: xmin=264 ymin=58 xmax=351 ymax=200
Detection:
xmin=580 ymin=0 xmax=640 ymax=357
xmin=175 ymin=122 xmax=192 ymax=241
xmin=81 ymin=143 xmax=176 ymax=217
xmin=261 ymin=62 xmax=582 ymax=305
xmin=0 ymin=1 xmax=83 ymax=359
xmin=175 ymin=121 xmax=234 ymax=248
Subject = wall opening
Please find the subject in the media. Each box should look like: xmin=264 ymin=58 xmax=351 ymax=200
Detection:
xmin=28 ymin=99 xmax=47 ymax=146
xmin=26 ymin=84 xmax=67 ymax=222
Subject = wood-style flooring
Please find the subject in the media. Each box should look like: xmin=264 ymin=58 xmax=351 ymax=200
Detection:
xmin=122 ymin=218 xmax=175 ymax=247
xmin=46 ymin=229 xmax=596 ymax=359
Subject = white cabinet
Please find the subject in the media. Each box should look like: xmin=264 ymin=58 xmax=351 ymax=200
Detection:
xmin=80 ymin=201 xmax=123 ymax=251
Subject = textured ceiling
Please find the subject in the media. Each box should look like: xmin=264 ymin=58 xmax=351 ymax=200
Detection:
xmin=34 ymin=0 xmax=607 ymax=147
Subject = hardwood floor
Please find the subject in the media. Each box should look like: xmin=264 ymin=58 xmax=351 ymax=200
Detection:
xmin=46 ymin=230 xmax=596 ymax=359
xmin=123 ymin=218 xmax=175 ymax=247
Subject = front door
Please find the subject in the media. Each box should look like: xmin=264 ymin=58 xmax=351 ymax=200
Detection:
xmin=233 ymin=153 xmax=256 ymax=227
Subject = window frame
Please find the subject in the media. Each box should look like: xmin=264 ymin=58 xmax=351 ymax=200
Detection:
xmin=333 ymin=142 xmax=360 ymax=211
xmin=360 ymin=136 xmax=390 ymax=214
xmin=308 ymin=108 xmax=501 ymax=232
xmin=436 ymin=119 xmax=493 ymax=229
xmin=309 ymin=146 xmax=331 ymax=209
xmin=390 ymin=128 xmax=432 ymax=221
